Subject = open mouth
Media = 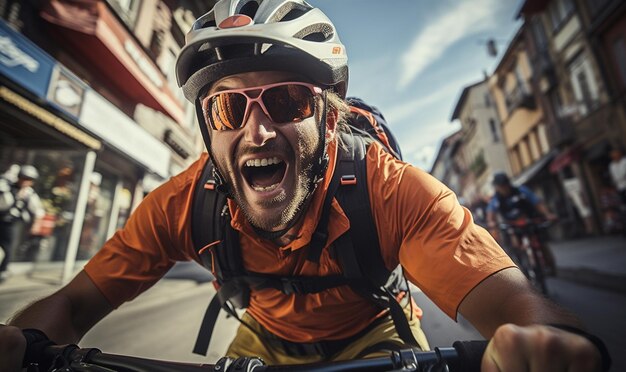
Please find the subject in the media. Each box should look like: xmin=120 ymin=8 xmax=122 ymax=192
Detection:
xmin=242 ymin=156 xmax=287 ymax=192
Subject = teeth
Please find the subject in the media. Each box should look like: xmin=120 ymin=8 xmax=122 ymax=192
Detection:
xmin=245 ymin=157 xmax=281 ymax=167
xmin=252 ymin=183 xmax=279 ymax=192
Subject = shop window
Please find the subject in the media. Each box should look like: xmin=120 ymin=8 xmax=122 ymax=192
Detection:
xmin=0 ymin=149 xmax=86 ymax=264
xmin=77 ymin=171 xmax=116 ymax=261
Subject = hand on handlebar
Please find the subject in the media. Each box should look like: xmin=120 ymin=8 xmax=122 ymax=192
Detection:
xmin=482 ymin=324 xmax=603 ymax=372
xmin=0 ymin=324 xmax=27 ymax=372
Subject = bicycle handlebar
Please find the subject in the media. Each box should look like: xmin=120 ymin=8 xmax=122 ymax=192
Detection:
xmin=25 ymin=340 xmax=488 ymax=372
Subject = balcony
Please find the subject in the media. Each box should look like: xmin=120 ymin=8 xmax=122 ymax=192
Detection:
xmin=505 ymin=84 xmax=536 ymax=113
xmin=531 ymin=50 xmax=558 ymax=93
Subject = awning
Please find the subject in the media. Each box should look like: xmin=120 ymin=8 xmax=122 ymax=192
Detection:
xmin=512 ymin=150 xmax=557 ymax=186
xmin=549 ymin=145 xmax=582 ymax=173
xmin=39 ymin=0 xmax=185 ymax=124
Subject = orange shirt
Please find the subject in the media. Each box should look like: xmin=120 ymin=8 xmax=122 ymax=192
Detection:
xmin=84 ymin=139 xmax=514 ymax=343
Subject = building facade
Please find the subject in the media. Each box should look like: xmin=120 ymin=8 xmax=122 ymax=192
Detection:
xmin=518 ymin=0 xmax=626 ymax=235
xmin=0 ymin=0 xmax=211 ymax=281
xmin=451 ymin=79 xmax=512 ymax=204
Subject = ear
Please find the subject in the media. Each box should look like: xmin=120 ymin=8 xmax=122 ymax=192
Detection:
xmin=325 ymin=107 xmax=339 ymax=138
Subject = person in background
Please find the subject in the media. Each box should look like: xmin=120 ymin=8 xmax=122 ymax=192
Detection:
xmin=608 ymin=148 xmax=626 ymax=237
xmin=609 ymin=148 xmax=626 ymax=205
xmin=486 ymin=172 xmax=557 ymax=274
xmin=0 ymin=165 xmax=45 ymax=282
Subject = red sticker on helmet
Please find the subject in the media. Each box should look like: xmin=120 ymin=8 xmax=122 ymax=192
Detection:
xmin=218 ymin=14 xmax=254 ymax=29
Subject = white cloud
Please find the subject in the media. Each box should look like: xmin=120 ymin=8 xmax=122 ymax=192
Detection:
xmin=400 ymin=122 xmax=461 ymax=171
xmin=398 ymin=0 xmax=500 ymax=89
xmin=384 ymin=81 xmax=462 ymax=125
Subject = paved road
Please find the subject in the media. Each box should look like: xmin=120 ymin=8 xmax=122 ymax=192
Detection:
xmin=1 ymin=236 xmax=624 ymax=370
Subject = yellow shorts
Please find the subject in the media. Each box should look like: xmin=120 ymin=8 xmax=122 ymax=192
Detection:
xmin=226 ymin=308 xmax=430 ymax=365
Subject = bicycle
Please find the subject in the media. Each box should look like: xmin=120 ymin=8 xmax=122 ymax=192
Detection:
xmin=498 ymin=218 xmax=553 ymax=294
xmin=22 ymin=340 xmax=488 ymax=372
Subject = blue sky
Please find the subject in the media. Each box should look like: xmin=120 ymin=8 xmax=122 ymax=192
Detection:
xmin=308 ymin=0 xmax=523 ymax=170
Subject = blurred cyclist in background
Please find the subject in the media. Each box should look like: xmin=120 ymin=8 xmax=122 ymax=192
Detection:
xmin=486 ymin=172 xmax=557 ymax=275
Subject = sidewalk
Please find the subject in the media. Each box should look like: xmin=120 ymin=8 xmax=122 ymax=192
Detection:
xmin=550 ymin=235 xmax=626 ymax=294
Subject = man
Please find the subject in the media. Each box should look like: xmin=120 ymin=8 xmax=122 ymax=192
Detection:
xmin=486 ymin=172 xmax=557 ymax=274
xmin=0 ymin=165 xmax=45 ymax=283
xmin=609 ymin=148 xmax=626 ymax=205
xmin=0 ymin=1 xmax=609 ymax=371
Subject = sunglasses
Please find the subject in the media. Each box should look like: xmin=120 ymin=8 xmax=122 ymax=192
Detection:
xmin=201 ymin=82 xmax=323 ymax=131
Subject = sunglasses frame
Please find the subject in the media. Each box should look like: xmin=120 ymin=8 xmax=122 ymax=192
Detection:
xmin=201 ymin=81 xmax=323 ymax=131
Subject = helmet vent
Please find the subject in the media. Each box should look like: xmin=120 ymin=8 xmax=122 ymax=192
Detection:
xmin=294 ymin=23 xmax=334 ymax=42
xmin=238 ymin=0 xmax=260 ymax=18
xmin=269 ymin=1 xmax=310 ymax=23
xmin=192 ymin=12 xmax=217 ymax=31
xmin=280 ymin=8 xmax=306 ymax=22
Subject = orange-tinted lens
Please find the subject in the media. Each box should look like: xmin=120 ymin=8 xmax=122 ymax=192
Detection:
xmin=207 ymin=92 xmax=247 ymax=130
xmin=263 ymin=84 xmax=315 ymax=123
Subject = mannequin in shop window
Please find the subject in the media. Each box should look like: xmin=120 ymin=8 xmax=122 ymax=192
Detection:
xmin=0 ymin=165 xmax=45 ymax=282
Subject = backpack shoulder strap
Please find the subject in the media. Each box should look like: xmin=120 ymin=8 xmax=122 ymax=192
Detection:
xmin=332 ymin=132 xmax=420 ymax=347
xmin=192 ymin=158 xmax=228 ymax=271
xmin=332 ymin=132 xmax=390 ymax=284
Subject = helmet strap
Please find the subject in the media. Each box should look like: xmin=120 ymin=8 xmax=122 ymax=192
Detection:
xmin=311 ymin=90 xmax=330 ymax=189
xmin=195 ymin=103 xmax=232 ymax=197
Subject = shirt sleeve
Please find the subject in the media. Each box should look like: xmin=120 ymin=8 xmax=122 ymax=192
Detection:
xmin=83 ymin=167 xmax=200 ymax=308
xmin=367 ymin=143 xmax=515 ymax=319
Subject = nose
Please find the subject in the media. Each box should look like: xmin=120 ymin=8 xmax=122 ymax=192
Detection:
xmin=242 ymin=102 xmax=276 ymax=146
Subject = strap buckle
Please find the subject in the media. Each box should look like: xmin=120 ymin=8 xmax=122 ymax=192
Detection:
xmin=340 ymin=175 xmax=357 ymax=186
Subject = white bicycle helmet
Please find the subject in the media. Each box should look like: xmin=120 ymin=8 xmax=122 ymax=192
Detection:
xmin=175 ymin=0 xmax=348 ymax=103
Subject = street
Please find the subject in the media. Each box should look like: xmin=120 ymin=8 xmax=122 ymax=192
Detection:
xmin=1 ymin=236 xmax=625 ymax=371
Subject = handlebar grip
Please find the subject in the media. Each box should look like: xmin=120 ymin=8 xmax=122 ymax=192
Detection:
xmin=450 ymin=340 xmax=488 ymax=372
xmin=21 ymin=329 xmax=55 ymax=368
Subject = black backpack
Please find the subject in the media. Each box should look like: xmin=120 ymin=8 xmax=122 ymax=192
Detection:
xmin=190 ymin=98 xmax=417 ymax=356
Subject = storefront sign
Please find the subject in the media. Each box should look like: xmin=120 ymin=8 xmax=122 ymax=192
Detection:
xmin=47 ymin=65 xmax=87 ymax=119
xmin=80 ymin=90 xmax=170 ymax=177
xmin=0 ymin=20 xmax=55 ymax=98
xmin=0 ymin=86 xmax=102 ymax=150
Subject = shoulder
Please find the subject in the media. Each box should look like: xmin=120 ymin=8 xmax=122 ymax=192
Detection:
xmin=365 ymin=141 xmax=454 ymax=209
xmin=140 ymin=154 xmax=208 ymax=221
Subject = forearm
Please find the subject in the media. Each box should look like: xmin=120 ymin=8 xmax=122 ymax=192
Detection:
xmin=7 ymin=271 xmax=113 ymax=344
xmin=9 ymin=293 xmax=87 ymax=344
xmin=460 ymin=268 xmax=582 ymax=337
xmin=496 ymin=287 xmax=582 ymax=330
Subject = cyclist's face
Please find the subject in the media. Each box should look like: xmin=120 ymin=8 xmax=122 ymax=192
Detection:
xmin=207 ymin=71 xmax=325 ymax=232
